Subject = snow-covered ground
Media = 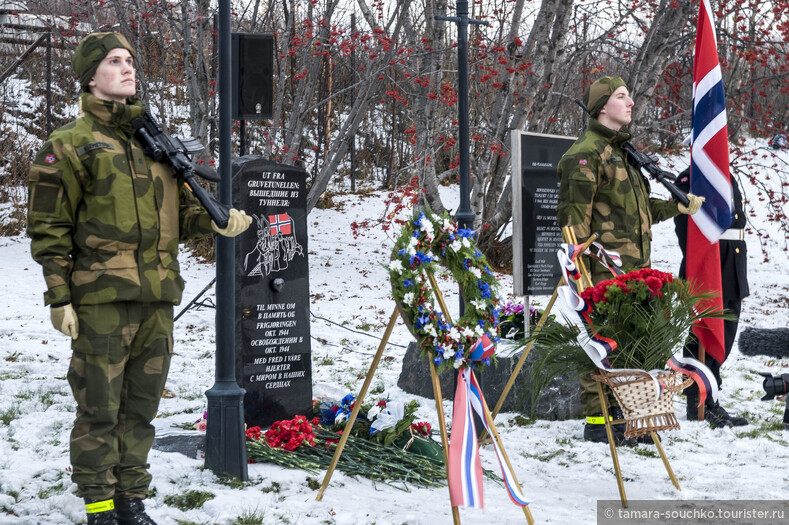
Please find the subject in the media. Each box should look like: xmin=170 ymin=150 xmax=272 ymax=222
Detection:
xmin=1 ymin=145 xmax=788 ymax=524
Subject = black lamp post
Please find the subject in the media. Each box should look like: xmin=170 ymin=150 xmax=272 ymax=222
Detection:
xmin=204 ymin=0 xmax=249 ymax=481
xmin=436 ymin=1 xmax=488 ymax=314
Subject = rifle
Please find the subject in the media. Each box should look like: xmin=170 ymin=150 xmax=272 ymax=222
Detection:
xmin=621 ymin=142 xmax=690 ymax=207
xmin=132 ymin=112 xmax=230 ymax=228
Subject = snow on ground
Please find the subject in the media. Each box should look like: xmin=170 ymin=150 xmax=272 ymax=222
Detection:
xmin=1 ymin=146 xmax=788 ymax=524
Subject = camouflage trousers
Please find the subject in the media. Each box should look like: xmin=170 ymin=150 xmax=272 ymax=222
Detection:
xmin=579 ymin=372 xmax=619 ymax=416
xmin=67 ymin=302 xmax=173 ymax=500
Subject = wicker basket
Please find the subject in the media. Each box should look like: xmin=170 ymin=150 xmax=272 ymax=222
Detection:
xmin=592 ymin=370 xmax=693 ymax=439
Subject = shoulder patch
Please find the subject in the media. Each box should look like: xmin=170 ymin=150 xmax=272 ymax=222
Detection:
xmin=579 ymin=159 xmax=587 ymax=165
xmin=76 ymin=141 xmax=113 ymax=157
xmin=44 ymin=154 xmax=56 ymax=164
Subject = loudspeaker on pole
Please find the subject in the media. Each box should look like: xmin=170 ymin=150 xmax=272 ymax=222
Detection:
xmin=231 ymin=32 xmax=274 ymax=120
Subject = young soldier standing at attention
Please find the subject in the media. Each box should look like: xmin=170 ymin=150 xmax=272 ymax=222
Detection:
xmin=556 ymin=76 xmax=704 ymax=444
xmin=27 ymin=33 xmax=251 ymax=524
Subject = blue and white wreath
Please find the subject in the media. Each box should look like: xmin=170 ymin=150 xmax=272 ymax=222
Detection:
xmin=388 ymin=211 xmax=501 ymax=371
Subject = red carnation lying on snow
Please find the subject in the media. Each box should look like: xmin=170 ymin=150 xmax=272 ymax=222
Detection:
xmin=262 ymin=415 xmax=317 ymax=451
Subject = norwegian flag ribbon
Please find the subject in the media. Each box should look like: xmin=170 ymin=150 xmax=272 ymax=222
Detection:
xmin=448 ymin=343 xmax=529 ymax=509
xmin=467 ymin=333 xmax=495 ymax=362
xmin=556 ymin=243 xmax=718 ymax=406
xmin=686 ymin=0 xmax=733 ymax=364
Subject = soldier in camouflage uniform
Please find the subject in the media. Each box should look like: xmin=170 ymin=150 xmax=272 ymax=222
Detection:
xmin=556 ymin=76 xmax=704 ymax=445
xmin=27 ymin=33 xmax=251 ymax=525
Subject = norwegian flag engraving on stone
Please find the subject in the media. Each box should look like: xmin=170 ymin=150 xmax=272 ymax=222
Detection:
xmin=687 ymin=0 xmax=733 ymax=364
xmin=268 ymin=213 xmax=293 ymax=236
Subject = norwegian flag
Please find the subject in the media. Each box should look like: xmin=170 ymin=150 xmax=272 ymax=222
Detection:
xmin=268 ymin=213 xmax=292 ymax=236
xmin=687 ymin=0 xmax=733 ymax=364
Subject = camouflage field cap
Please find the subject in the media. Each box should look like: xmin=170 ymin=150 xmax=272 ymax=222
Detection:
xmin=71 ymin=32 xmax=136 ymax=89
xmin=583 ymin=76 xmax=627 ymax=118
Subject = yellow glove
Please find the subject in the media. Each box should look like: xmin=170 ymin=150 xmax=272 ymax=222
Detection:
xmin=50 ymin=303 xmax=78 ymax=339
xmin=678 ymin=193 xmax=705 ymax=215
xmin=211 ymin=208 xmax=252 ymax=237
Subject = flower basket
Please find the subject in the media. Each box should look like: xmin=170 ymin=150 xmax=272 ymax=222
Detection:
xmin=592 ymin=370 xmax=693 ymax=439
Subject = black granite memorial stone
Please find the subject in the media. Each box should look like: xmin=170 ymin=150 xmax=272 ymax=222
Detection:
xmin=232 ymin=156 xmax=312 ymax=428
xmin=513 ymin=132 xmax=577 ymax=296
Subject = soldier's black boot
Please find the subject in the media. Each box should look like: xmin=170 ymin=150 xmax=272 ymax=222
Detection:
xmin=583 ymin=411 xmax=636 ymax=446
xmin=84 ymin=498 xmax=118 ymax=525
xmin=115 ymin=498 xmax=157 ymax=525
xmin=707 ymin=401 xmax=749 ymax=427
xmin=687 ymin=396 xmax=732 ymax=429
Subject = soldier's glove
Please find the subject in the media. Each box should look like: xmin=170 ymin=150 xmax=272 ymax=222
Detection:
xmin=212 ymin=208 xmax=252 ymax=237
xmin=678 ymin=193 xmax=705 ymax=215
xmin=50 ymin=303 xmax=78 ymax=339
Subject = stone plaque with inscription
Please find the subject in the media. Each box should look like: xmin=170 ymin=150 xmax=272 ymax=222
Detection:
xmin=512 ymin=132 xmax=577 ymax=296
xmin=232 ymin=156 xmax=312 ymax=428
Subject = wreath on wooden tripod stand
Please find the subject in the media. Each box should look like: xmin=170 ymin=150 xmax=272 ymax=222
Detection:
xmin=387 ymin=211 xmax=501 ymax=371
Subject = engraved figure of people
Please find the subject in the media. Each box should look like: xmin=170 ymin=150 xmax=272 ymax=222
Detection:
xmin=245 ymin=215 xmax=272 ymax=276
xmin=271 ymin=232 xmax=285 ymax=272
xmin=283 ymin=233 xmax=303 ymax=261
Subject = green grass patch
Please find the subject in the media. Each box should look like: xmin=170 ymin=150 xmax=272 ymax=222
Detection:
xmin=631 ymin=447 xmax=659 ymax=458
xmin=261 ymin=481 xmax=281 ymax=494
xmin=163 ymin=490 xmax=215 ymax=511
xmin=306 ymin=477 xmax=321 ymax=490
xmin=522 ymin=449 xmax=564 ymax=462
xmin=316 ymin=355 xmax=334 ymax=366
xmin=509 ymin=414 xmax=535 ymax=427
xmin=0 ymin=405 xmax=21 ymax=425
xmin=232 ymin=509 xmax=266 ymax=524
xmin=218 ymin=475 xmax=249 ymax=489
xmin=37 ymin=481 xmax=67 ymax=500
xmin=736 ymin=419 xmax=787 ymax=439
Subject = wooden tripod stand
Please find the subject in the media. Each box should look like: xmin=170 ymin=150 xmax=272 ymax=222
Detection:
xmin=315 ymin=272 xmax=534 ymax=525
xmin=484 ymin=226 xmax=682 ymax=507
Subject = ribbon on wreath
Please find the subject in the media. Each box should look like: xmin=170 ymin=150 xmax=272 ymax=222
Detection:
xmin=556 ymin=242 xmax=718 ymax=406
xmin=448 ymin=334 xmax=529 ymax=509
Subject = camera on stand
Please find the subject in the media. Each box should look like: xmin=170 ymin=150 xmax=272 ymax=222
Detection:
xmin=759 ymin=373 xmax=789 ymax=430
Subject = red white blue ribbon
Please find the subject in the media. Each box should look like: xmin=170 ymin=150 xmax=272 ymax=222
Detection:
xmin=557 ymin=242 xmax=621 ymax=369
xmin=668 ymin=355 xmax=717 ymax=407
xmin=448 ymin=341 xmax=529 ymax=509
xmin=468 ymin=333 xmax=495 ymax=361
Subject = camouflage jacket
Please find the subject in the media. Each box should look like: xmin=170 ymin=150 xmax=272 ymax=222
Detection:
xmin=556 ymin=119 xmax=680 ymax=281
xmin=27 ymin=93 xmax=213 ymax=306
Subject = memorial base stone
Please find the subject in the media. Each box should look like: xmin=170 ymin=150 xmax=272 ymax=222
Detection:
xmin=152 ymin=431 xmax=206 ymax=459
xmin=397 ymin=341 xmax=582 ymax=420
